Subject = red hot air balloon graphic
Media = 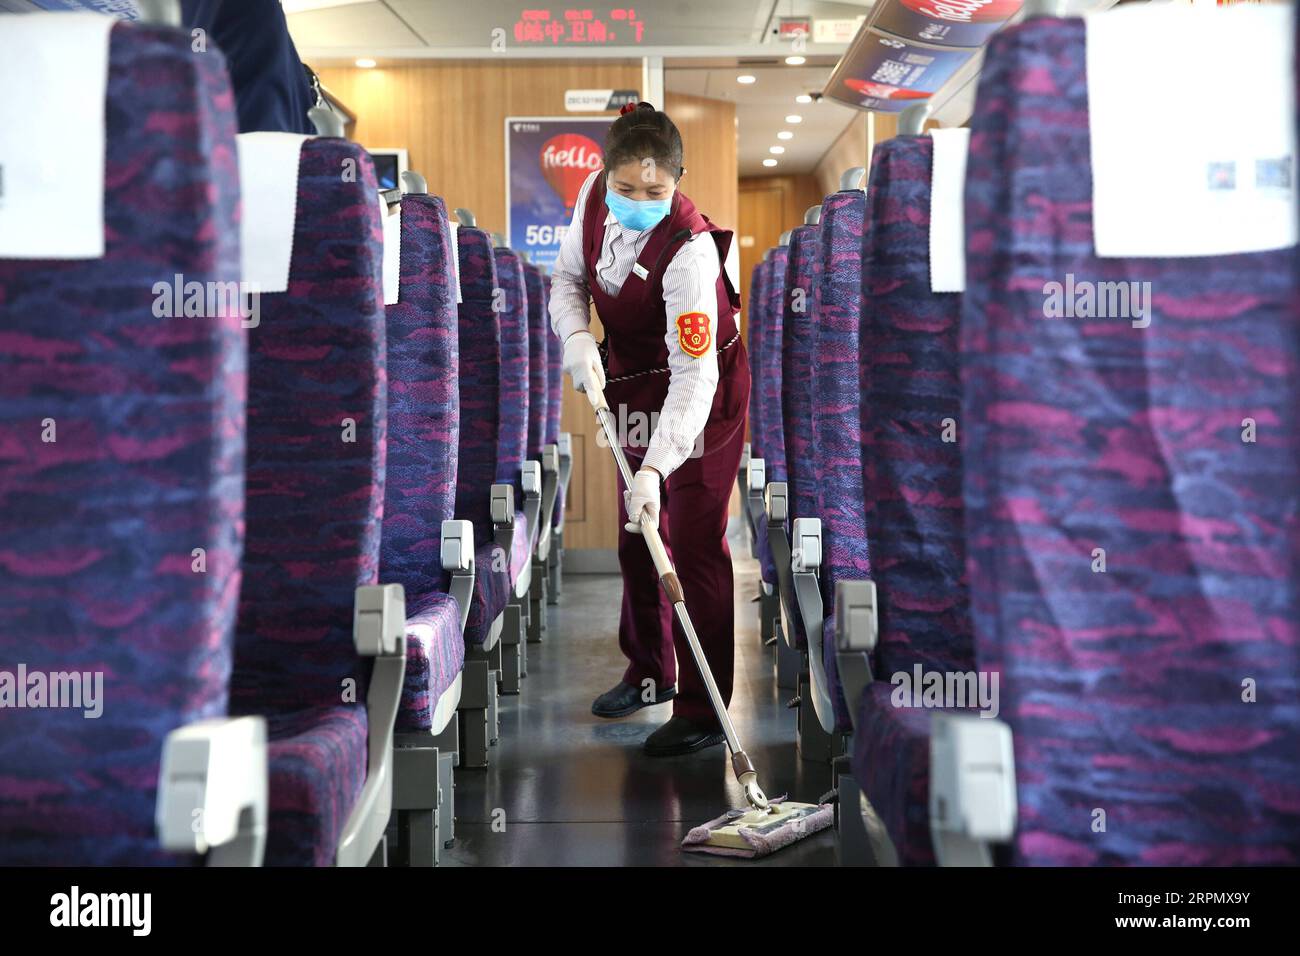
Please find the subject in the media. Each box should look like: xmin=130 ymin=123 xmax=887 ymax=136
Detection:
xmin=540 ymin=133 xmax=604 ymax=212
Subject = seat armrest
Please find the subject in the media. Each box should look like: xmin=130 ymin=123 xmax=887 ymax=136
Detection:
xmin=930 ymin=714 xmax=1017 ymax=867
xmin=354 ymin=583 xmax=406 ymax=657
xmin=490 ymin=483 xmax=515 ymax=527
xmin=745 ymin=457 xmax=767 ymax=556
xmin=834 ymin=579 xmax=878 ymax=731
xmin=763 ymin=481 xmax=797 ymax=647
xmin=790 ymin=517 xmax=834 ymax=734
xmin=490 ymin=482 xmax=516 ymax=566
xmin=521 ymin=460 xmax=541 ymax=499
xmin=521 ymin=460 xmax=542 ymax=554
xmin=765 ymin=480 xmax=788 ymax=525
xmin=538 ymin=444 xmax=559 ymax=558
xmin=336 ymin=584 xmax=408 ymax=866
xmin=737 ymin=443 xmax=754 ymax=541
xmin=156 ymin=716 xmax=268 ymax=866
xmin=557 ymin=432 xmax=573 ymax=491
xmin=791 ymin=517 xmax=821 ymax=572
xmin=441 ymin=519 xmax=476 ymax=632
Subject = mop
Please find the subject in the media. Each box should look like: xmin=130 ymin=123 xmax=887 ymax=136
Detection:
xmin=585 ymin=383 xmax=833 ymax=858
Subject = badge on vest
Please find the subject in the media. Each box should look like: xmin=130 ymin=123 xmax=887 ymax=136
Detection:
xmin=676 ymin=311 xmax=711 ymax=358
xmin=631 ymin=262 xmax=649 ymax=281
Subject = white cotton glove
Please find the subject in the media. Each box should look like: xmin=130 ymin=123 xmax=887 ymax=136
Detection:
xmin=563 ymin=330 xmax=606 ymax=408
xmin=623 ymin=468 xmax=661 ymax=534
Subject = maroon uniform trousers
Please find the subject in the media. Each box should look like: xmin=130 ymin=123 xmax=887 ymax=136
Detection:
xmin=617 ymin=423 xmax=746 ymax=728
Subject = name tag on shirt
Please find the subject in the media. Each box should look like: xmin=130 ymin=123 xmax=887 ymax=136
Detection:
xmin=631 ymin=263 xmax=649 ymax=281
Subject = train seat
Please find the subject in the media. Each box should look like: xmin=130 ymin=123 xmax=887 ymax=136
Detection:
xmin=0 ymin=14 xmax=259 ymax=866
xmin=847 ymin=134 xmax=976 ymax=866
xmin=230 ymin=131 xmax=400 ymax=867
xmin=452 ymin=222 xmax=514 ymax=764
xmin=491 ymin=243 xmax=537 ymax=693
xmin=523 ymin=260 xmax=560 ymax=634
xmin=954 ymin=9 xmax=1300 ymax=866
xmin=379 ymin=183 xmax=470 ymax=864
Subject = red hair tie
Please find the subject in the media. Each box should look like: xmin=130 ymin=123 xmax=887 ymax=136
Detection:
xmin=619 ymin=102 xmax=637 ymax=115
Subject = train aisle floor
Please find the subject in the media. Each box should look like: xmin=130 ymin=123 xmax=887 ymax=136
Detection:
xmin=444 ymin=530 xmax=842 ymax=866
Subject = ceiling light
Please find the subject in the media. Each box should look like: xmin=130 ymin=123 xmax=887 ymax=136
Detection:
xmin=777 ymin=130 xmax=793 ymax=140
xmin=785 ymin=55 xmax=806 ymax=66
xmin=795 ymin=94 xmax=813 ymax=104
xmin=785 ymin=114 xmax=803 ymax=124
xmin=737 ymin=74 xmax=757 ymax=84
xmin=355 ymin=58 xmax=377 ymax=68
xmin=769 ymin=145 xmax=785 ymax=155
xmin=762 ymin=158 xmax=778 ymax=167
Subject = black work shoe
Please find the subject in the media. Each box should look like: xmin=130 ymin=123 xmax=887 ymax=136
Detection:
xmin=591 ymin=681 xmax=676 ymax=719
xmin=643 ymin=716 xmax=726 ymax=757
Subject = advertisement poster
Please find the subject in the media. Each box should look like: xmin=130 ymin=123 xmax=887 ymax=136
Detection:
xmin=505 ymin=117 xmax=614 ymax=271
xmin=872 ymin=0 xmax=1023 ymax=48
xmin=824 ymin=30 xmax=974 ymax=113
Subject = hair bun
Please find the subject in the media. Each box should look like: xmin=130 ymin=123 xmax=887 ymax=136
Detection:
xmin=637 ymin=101 xmax=656 ymax=112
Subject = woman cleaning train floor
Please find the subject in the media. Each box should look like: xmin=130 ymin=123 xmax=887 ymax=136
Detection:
xmin=548 ymin=101 xmax=751 ymax=757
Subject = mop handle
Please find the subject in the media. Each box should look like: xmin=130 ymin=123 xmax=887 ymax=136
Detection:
xmin=584 ymin=383 xmax=769 ymax=811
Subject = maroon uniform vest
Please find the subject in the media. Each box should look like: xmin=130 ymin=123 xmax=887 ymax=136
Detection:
xmin=581 ymin=174 xmax=750 ymax=457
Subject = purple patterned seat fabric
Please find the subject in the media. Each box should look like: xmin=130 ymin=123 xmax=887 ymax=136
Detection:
xmin=780 ymin=222 xmax=822 ymax=649
xmin=495 ymin=248 xmax=531 ymax=591
xmin=398 ymin=593 xmax=463 ymax=732
xmin=962 ymin=19 xmax=1300 ymax=865
xmin=381 ymin=194 xmax=465 ymax=734
xmin=811 ymin=187 xmax=871 ymax=735
xmin=228 ymin=138 xmax=387 ymax=867
xmin=523 ymin=262 xmax=550 ymax=461
xmin=851 ymin=134 xmax=977 ymax=866
xmin=542 ymin=273 xmax=566 ymax=529
xmin=754 ymin=249 xmax=790 ymax=588
xmin=760 ymin=247 xmax=790 ymax=487
xmin=0 ymin=22 xmax=244 ymax=866
xmin=463 ymin=541 xmax=511 ymax=645
xmin=454 ymin=228 xmax=510 ymax=645
xmin=746 ymin=255 xmax=770 ymax=462
xmin=493 ymin=248 xmax=531 ymax=509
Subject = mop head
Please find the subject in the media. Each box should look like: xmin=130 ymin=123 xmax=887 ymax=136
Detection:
xmin=681 ymin=800 xmax=833 ymax=859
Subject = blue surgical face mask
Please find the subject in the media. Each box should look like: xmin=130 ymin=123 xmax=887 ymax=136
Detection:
xmin=606 ymin=188 xmax=672 ymax=232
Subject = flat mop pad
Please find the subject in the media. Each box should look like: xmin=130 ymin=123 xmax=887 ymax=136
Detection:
xmin=681 ymin=801 xmax=833 ymax=858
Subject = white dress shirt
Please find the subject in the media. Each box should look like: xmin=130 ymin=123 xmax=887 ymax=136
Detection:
xmin=549 ymin=168 xmax=722 ymax=479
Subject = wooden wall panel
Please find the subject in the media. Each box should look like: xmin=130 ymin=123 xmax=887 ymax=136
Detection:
xmin=316 ymin=60 xmax=643 ymax=237
xmin=736 ymin=184 xmax=783 ymax=341
xmin=814 ymin=115 xmax=868 ymax=198
xmin=736 ymin=173 xmax=821 ymax=341
xmin=736 ymin=173 xmax=822 ymax=454
xmin=663 ymin=90 xmax=738 ymax=235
